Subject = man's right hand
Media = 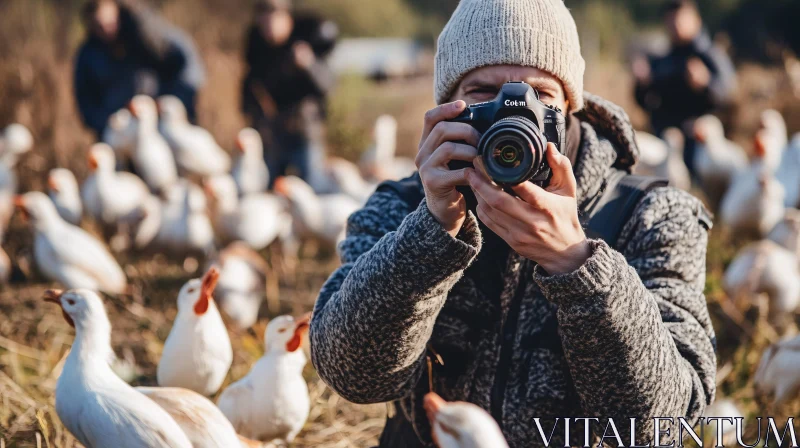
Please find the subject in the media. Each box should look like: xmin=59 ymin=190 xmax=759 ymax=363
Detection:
xmin=416 ymin=101 xmax=480 ymax=238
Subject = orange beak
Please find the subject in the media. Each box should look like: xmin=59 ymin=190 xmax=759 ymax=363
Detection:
xmin=43 ymin=289 xmax=74 ymax=328
xmin=202 ymin=179 xmax=216 ymax=200
xmin=47 ymin=175 xmax=59 ymax=193
xmin=753 ymin=132 xmax=767 ymax=159
xmin=693 ymin=126 xmax=706 ymax=144
xmin=14 ymin=195 xmax=28 ymax=221
xmin=88 ymin=152 xmax=99 ymax=171
xmin=273 ymin=177 xmax=288 ymax=195
xmin=128 ymin=100 xmax=138 ymax=118
xmin=286 ymin=312 xmax=311 ymax=352
xmin=424 ymin=392 xmax=446 ymax=425
xmin=194 ymin=266 xmax=220 ymax=315
xmin=235 ymin=136 xmax=246 ymax=153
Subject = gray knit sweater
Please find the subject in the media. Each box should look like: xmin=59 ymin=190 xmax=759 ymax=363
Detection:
xmin=310 ymin=94 xmax=716 ymax=447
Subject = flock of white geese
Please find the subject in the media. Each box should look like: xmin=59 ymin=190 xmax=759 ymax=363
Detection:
xmin=1 ymin=101 xmax=800 ymax=446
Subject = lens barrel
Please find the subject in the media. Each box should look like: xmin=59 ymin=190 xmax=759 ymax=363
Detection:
xmin=478 ymin=115 xmax=547 ymax=185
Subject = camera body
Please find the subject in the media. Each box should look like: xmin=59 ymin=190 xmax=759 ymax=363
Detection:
xmin=449 ymin=81 xmax=567 ymax=187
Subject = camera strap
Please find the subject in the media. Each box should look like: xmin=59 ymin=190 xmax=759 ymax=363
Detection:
xmin=377 ymin=171 xmax=669 ymax=250
xmin=580 ymin=170 xmax=669 ymax=248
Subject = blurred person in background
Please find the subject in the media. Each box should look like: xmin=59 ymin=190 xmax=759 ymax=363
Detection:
xmin=74 ymin=0 xmax=205 ymax=137
xmin=633 ymin=0 xmax=736 ymax=173
xmin=241 ymin=0 xmax=337 ymax=189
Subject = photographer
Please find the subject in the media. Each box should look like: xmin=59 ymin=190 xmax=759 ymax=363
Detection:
xmin=310 ymin=0 xmax=716 ymax=446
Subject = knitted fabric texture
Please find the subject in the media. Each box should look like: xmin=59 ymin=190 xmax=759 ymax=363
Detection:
xmin=434 ymin=0 xmax=586 ymax=111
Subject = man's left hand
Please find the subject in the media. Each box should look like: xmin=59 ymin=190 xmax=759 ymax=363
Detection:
xmin=467 ymin=143 xmax=591 ymax=275
xmin=293 ymin=41 xmax=316 ymax=70
xmin=686 ymin=57 xmax=711 ymax=91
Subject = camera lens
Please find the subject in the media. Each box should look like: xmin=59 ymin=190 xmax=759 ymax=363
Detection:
xmin=477 ymin=115 xmax=547 ymax=185
xmin=493 ymin=139 xmax=525 ymax=169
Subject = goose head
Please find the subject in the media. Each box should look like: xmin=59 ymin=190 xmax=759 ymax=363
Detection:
xmin=662 ymin=127 xmax=685 ymax=157
xmin=88 ymin=143 xmax=117 ymax=174
xmin=264 ymin=313 xmax=311 ymax=354
xmin=48 ymin=168 xmax=79 ymax=196
xmin=203 ymin=174 xmax=239 ymax=212
xmin=273 ymin=175 xmax=322 ymax=230
xmin=156 ymin=95 xmax=188 ymax=125
xmin=236 ymin=128 xmax=263 ymax=160
xmin=373 ymin=114 xmax=398 ymax=161
xmin=15 ymin=191 xmax=64 ymax=231
xmin=128 ymin=95 xmax=159 ymax=128
xmin=693 ymin=115 xmax=725 ymax=148
xmin=43 ymin=289 xmax=111 ymax=344
xmin=759 ymin=109 xmax=788 ymax=150
xmin=2 ymin=123 xmax=34 ymax=163
xmin=177 ymin=266 xmax=220 ymax=317
xmin=424 ymin=392 xmax=508 ymax=448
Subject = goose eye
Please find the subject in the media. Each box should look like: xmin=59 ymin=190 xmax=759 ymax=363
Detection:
xmin=278 ymin=328 xmax=287 ymax=333
xmin=66 ymin=299 xmax=75 ymax=306
xmin=187 ymin=288 xmax=196 ymax=294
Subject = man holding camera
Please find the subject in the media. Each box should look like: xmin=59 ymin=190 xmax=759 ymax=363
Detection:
xmin=310 ymin=0 xmax=716 ymax=446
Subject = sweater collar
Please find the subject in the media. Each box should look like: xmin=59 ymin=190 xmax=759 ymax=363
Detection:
xmin=572 ymin=93 xmax=640 ymax=207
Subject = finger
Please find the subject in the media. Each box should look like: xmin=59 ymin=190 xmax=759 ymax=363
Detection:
xmin=417 ymin=122 xmax=481 ymax=167
xmin=421 ymin=101 xmax=467 ymax=145
xmin=426 ymin=167 xmax=473 ymax=191
xmin=511 ymin=181 xmax=547 ymax=209
xmin=474 ymin=194 xmax=522 ymax=232
xmin=545 ymin=143 xmax=577 ymax=197
xmin=468 ymin=170 xmax=530 ymax=222
xmin=428 ymin=142 xmax=478 ymax=167
xmin=476 ymin=203 xmax=510 ymax=237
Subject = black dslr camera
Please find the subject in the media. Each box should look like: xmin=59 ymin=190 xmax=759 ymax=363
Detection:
xmin=449 ymin=82 xmax=567 ymax=187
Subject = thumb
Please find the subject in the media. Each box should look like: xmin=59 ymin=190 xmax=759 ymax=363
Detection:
xmin=545 ymin=143 xmax=577 ymax=197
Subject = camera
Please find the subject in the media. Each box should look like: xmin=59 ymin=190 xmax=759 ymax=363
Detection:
xmin=448 ymin=82 xmax=566 ymax=187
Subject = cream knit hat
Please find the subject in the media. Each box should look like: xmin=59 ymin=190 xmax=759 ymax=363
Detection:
xmin=434 ymin=0 xmax=586 ymax=111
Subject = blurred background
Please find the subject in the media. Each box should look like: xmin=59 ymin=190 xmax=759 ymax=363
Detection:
xmin=2 ymin=0 xmax=800 ymax=446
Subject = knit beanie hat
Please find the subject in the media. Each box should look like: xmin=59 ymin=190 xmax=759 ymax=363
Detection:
xmin=434 ymin=0 xmax=586 ymax=111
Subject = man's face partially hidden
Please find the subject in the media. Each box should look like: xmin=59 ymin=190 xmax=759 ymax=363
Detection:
xmin=91 ymin=1 xmax=120 ymax=43
xmin=451 ymin=65 xmax=570 ymax=114
xmin=665 ymin=6 xmax=702 ymax=45
xmin=258 ymin=9 xmax=294 ymax=46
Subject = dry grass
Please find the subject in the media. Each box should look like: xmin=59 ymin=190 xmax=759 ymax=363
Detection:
xmin=3 ymin=0 xmax=800 ymax=447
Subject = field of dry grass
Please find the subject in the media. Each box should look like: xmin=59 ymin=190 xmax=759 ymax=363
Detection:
xmin=3 ymin=0 xmax=800 ymax=447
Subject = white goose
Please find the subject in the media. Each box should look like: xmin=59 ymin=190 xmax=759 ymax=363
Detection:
xmin=158 ymin=267 xmax=232 ymax=396
xmin=231 ymin=128 xmax=269 ymax=196
xmin=704 ymin=398 xmax=744 ymax=444
xmin=16 ymin=192 xmax=127 ymax=294
xmin=0 ymin=159 xmax=18 ymax=240
xmin=205 ymin=174 xmax=291 ymax=250
xmin=777 ymin=139 xmax=800 ymax=208
xmin=273 ymin=175 xmax=360 ymax=248
xmin=693 ymin=115 xmax=748 ymax=209
xmin=754 ymin=334 xmax=800 ymax=406
xmin=157 ymin=95 xmax=231 ymax=177
xmin=326 ymin=157 xmax=377 ymax=205
xmin=211 ymin=242 xmax=269 ymax=330
xmin=0 ymin=123 xmax=33 ymax=166
xmin=44 ymin=289 xmax=192 ymax=448
xmin=360 ymin=114 xmax=415 ymax=181
xmin=424 ymin=392 xmax=509 ymax=448
xmin=719 ymin=131 xmax=786 ymax=237
xmin=217 ymin=314 xmax=310 ymax=443
xmin=768 ymin=208 xmax=800 ymax=257
xmin=129 ymin=95 xmax=178 ymax=193
xmin=135 ymin=181 xmax=215 ymax=255
xmin=82 ymin=143 xmax=149 ymax=224
xmin=135 ymin=386 xmax=247 ymax=448
xmin=723 ymin=240 xmax=800 ymax=329
xmin=48 ymin=168 xmax=82 ymax=226
xmin=102 ymin=108 xmax=138 ymax=166
xmin=634 ymin=128 xmax=691 ymax=191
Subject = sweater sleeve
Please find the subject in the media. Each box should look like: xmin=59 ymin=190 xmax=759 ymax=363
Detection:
xmin=534 ymin=187 xmax=716 ymax=444
xmin=310 ymin=191 xmax=482 ymax=404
